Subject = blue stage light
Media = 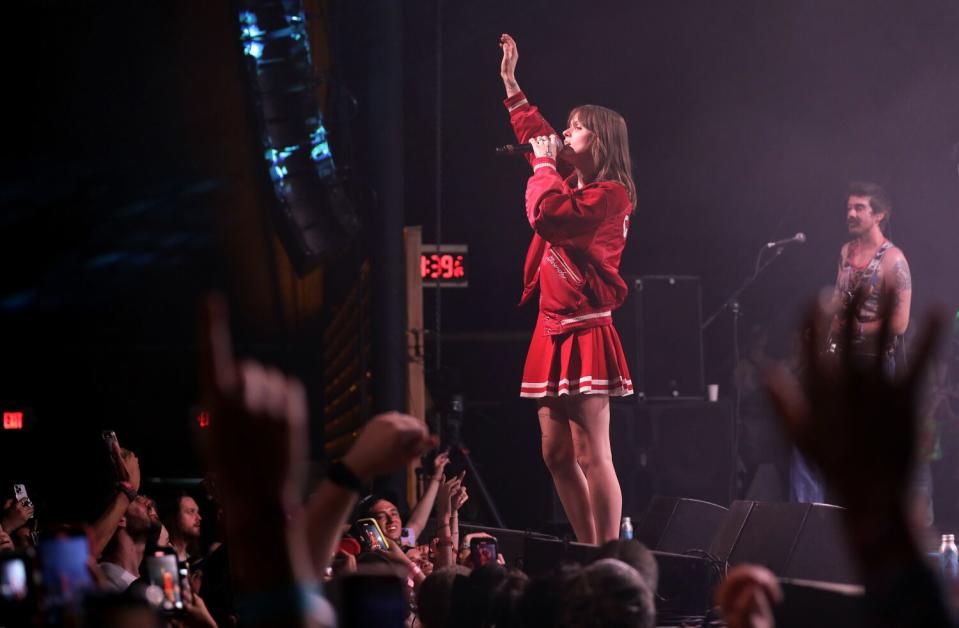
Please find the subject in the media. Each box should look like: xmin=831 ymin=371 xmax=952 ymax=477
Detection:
xmin=239 ymin=11 xmax=266 ymax=60
xmin=238 ymin=0 xmax=357 ymax=272
xmin=310 ymin=125 xmax=334 ymax=177
xmin=244 ymin=41 xmax=264 ymax=59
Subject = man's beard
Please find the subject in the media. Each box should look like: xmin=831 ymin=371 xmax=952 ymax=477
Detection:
xmin=144 ymin=519 xmax=163 ymax=546
xmin=126 ymin=518 xmax=154 ymax=541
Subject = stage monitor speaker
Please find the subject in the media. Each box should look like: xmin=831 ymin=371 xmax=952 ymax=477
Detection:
xmin=629 ymin=275 xmax=704 ymax=400
xmin=744 ymin=463 xmax=785 ymax=502
xmin=608 ymin=399 xmax=654 ymax=520
xmin=781 ymin=503 xmax=860 ymax=584
xmin=636 ymin=496 xmax=728 ymax=554
xmin=709 ymin=501 xmax=861 ymax=585
xmin=613 ymin=400 xmax=734 ymax=511
xmin=653 ymin=551 xmax=720 ymax=620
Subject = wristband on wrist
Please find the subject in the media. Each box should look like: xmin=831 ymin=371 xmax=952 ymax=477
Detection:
xmin=504 ymin=91 xmax=528 ymax=112
xmin=532 ymin=157 xmax=558 ymax=172
xmin=327 ymin=461 xmax=365 ymax=493
xmin=117 ymin=482 xmax=137 ymax=502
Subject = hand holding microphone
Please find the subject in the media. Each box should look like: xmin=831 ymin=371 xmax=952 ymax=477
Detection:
xmin=496 ymin=134 xmax=567 ymax=158
xmin=529 ymin=134 xmax=564 ymax=159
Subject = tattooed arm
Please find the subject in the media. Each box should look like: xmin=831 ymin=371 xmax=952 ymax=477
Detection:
xmin=829 ymin=244 xmax=849 ymax=338
xmin=883 ymin=248 xmax=912 ymax=336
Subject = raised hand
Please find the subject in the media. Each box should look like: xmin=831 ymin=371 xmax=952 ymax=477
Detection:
xmin=530 ymin=134 xmax=563 ymax=160
xmin=432 ymin=450 xmax=451 ymax=480
xmin=342 ymin=412 xmax=436 ymax=483
xmin=2 ymin=498 xmax=34 ymax=532
xmin=435 ymin=474 xmax=453 ymax=521
xmin=499 ymin=33 xmax=518 ymax=80
xmin=452 ymin=482 xmax=469 ymax=512
xmin=112 ymin=443 xmax=141 ymax=492
xmin=766 ymin=289 xmax=946 ymax=512
xmin=499 ymin=33 xmax=521 ymax=96
xmin=198 ymin=295 xmax=308 ymax=510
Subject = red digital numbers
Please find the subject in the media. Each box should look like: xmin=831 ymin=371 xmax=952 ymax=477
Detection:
xmin=3 ymin=411 xmax=24 ymax=430
xmin=420 ymin=254 xmax=465 ymax=280
xmin=197 ymin=410 xmax=211 ymax=429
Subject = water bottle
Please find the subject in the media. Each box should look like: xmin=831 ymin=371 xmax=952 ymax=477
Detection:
xmin=620 ymin=516 xmax=634 ymax=541
xmin=940 ymin=534 xmax=959 ymax=580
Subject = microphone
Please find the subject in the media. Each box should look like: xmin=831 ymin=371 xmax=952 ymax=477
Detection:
xmin=765 ymin=232 xmax=806 ymax=249
xmin=495 ymin=142 xmax=535 ymax=156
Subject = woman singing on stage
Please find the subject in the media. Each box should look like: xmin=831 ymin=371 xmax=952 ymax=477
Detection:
xmin=499 ymin=34 xmax=635 ymax=543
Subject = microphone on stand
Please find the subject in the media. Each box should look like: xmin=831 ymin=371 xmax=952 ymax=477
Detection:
xmin=765 ymin=232 xmax=806 ymax=249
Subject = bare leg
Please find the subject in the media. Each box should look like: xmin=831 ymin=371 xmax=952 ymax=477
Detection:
xmin=537 ymin=398 xmax=596 ymax=543
xmin=567 ymin=394 xmax=622 ymax=543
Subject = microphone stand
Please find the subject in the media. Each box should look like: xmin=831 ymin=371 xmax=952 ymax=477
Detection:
xmin=702 ymin=245 xmax=786 ymax=503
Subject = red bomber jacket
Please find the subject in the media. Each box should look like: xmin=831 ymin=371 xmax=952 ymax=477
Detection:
xmin=504 ymin=91 xmax=632 ymax=336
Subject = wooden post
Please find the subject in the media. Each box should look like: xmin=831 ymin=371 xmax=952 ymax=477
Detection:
xmin=403 ymin=226 xmax=426 ymax=507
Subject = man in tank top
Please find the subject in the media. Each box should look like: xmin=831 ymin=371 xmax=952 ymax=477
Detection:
xmin=792 ymin=181 xmax=914 ymax=505
xmin=827 ymin=181 xmax=912 ymax=366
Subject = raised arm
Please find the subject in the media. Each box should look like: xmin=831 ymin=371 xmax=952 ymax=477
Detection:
xmin=829 ymin=245 xmax=848 ymax=338
xmin=884 ymin=249 xmax=912 ymax=336
xmin=89 ymin=444 xmax=140 ymax=558
xmin=766 ymin=292 xmax=953 ymax=628
xmin=305 ymin=413 xmax=435 ymax=574
xmin=199 ymin=295 xmax=315 ymax=628
xmin=405 ymin=450 xmax=450 ymax=542
xmin=500 ymin=33 xmax=522 ymax=99
xmin=499 ymin=32 xmax=569 ymax=178
xmin=430 ymin=474 xmax=459 ymax=570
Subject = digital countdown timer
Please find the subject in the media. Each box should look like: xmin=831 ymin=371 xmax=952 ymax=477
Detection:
xmin=420 ymin=244 xmax=468 ymax=288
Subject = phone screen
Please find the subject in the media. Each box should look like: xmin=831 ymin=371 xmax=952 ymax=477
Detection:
xmin=0 ymin=554 xmax=29 ymax=601
xmin=399 ymin=527 xmax=415 ymax=547
xmin=39 ymin=535 xmax=93 ymax=611
xmin=342 ymin=574 xmax=407 ymax=628
xmin=471 ymin=539 xmax=498 ymax=568
xmin=146 ymin=552 xmax=184 ymax=613
xmin=0 ymin=552 xmax=34 ymax=624
xmin=355 ymin=518 xmax=390 ymax=552
xmin=177 ymin=560 xmax=195 ymax=607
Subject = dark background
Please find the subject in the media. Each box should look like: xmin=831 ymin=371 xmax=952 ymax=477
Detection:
xmin=2 ymin=1 xmax=957 ymax=528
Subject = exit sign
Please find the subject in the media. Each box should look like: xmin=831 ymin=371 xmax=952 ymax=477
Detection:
xmin=3 ymin=411 xmax=24 ymax=430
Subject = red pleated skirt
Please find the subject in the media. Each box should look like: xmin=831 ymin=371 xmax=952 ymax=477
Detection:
xmin=520 ymin=313 xmax=634 ymax=398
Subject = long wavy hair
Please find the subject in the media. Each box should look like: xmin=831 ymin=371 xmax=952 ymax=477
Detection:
xmin=568 ymin=104 xmax=637 ymax=208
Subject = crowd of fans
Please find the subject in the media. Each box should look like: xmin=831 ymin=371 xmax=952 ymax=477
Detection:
xmin=0 ymin=292 xmax=956 ymax=627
